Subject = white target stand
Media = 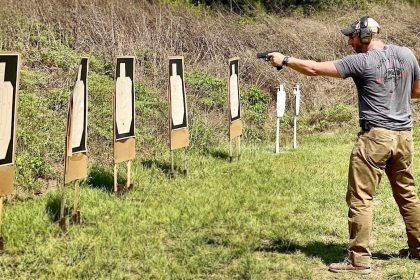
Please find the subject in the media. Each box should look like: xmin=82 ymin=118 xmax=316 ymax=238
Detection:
xmin=293 ymin=84 xmax=300 ymax=149
xmin=275 ymin=84 xmax=286 ymax=154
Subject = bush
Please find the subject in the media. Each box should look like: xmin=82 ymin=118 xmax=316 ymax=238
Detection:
xmin=307 ymin=103 xmax=356 ymax=131
xmin=242 ymin=85 xmax=271 ymax=126
xmin=186 ymin=71 xmax=226 ymax=111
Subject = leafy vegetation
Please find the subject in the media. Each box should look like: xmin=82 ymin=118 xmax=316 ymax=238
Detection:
xmin=306 ymin=103 xmax=357 ymax=132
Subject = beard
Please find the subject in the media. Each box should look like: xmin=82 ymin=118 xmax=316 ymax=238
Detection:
xmin=353 ymin=45 xmax=363 ymax=53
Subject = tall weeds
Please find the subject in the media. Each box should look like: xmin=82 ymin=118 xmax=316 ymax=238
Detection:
xmin=2 ymin=0 xmax=418 ymax=107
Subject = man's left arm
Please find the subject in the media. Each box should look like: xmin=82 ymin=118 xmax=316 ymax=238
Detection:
xmin=268 ymin=52 xmax=341 ymax=78
xmin=411 ymin=80 xmax=420 ymax=99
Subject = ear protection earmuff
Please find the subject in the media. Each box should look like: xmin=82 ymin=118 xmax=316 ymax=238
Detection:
xmin=359 ymin=16 xmax=373 ymax=44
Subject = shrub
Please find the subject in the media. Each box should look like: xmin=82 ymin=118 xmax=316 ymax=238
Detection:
xmin=308 ymin=103 xmax=356 ymax=131
xmin=185 ymin=71 xmax=226 ymax=111
xmin=242 ymin=85 xmax=271 ymax=126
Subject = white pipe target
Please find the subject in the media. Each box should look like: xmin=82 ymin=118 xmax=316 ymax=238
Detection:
xmin=276 ymin=84 xmax=286 ymax=118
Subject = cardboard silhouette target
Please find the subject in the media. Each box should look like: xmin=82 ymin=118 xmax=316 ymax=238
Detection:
xmin=70 ymin=65 xmax=86 ymax=151
xmin=0 ymin=53 xmax=21 ymax=252
xmin=168 ymin=56 xmax=189 ymax=177
xmin=61 ymin=58 xmax=89 ymax=229
xmin=116 ymin=63 xmax=134 ymax=136
xmin=0 ymin=64 xmax=13 ymax=161
xmin=169 ymin=56 xmax=189 ymax=151
xmin=230 ymin=64 xmax=239 ymax=120
xmin=0 ymin=54 xmax=20 ymax=196
xmin=170 ymin=63 xmax=185 ymax=126
xmin=64 ymin=58 xmax=89 ymax=185
xmin=113 ymin=57 xmax=136 ymax=194
xmin=228 ymin=57 xmax=242 ymax=161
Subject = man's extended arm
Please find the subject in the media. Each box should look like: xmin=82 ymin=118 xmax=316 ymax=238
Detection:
xmin=268 ymin=52 xmax=341 ymax=78
xmin=411 ymin=80 xmax=420 ymax=99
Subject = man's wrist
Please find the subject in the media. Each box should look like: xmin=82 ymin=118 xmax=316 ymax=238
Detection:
xmin=282 ymin=56 xmax=290 ymax=66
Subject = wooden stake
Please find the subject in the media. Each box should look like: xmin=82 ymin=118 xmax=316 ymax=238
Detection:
xmin=114 ymin=164 xmax=118 ymax=193
xmin=127 ymin=160 xmax=132 ymax=191
xmin=229 ymin=139 xmax=233 ymax=162
xmin=170 ymin=150 xmax=175 ymax=178
xmin=72 ymin=180 xmax=81 ymax=225
xmin=127 ymin=161 xmax=131 ymax=188
xmin=183 ymin=148 xmax=188 ymax=176
xmin=59 ymin=182 xmax=66 ymax=230
xmin=238 ymin=136 xmax=241 ymax=160
xmin=0 ymin=197 xmax=4 ymax=253
xmin=73 ymin=180 xmax=79 ymax=213
xmin=0 ymin=197 xmax=3 ymax=235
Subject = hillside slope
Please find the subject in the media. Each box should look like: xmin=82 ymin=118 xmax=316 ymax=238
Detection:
xmin=0 ymin=0 xmax=419 ymax=193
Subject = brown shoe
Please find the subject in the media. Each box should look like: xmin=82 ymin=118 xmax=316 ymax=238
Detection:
xmin=328 ymin=260 xmax=372 ymax=274
xmin=399 ymin=248 xmax=420 ymax=260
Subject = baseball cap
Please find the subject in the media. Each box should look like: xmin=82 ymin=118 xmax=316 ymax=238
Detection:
xmin=341 ymin=16 xmax=380 ymax=36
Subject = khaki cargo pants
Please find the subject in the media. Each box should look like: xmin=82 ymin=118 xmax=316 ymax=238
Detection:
xmin=347 ymin=127 xmax=420 ymax=266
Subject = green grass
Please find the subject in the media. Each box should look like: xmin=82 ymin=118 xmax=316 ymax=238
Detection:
xmin=1 ymin=127 xmax=420 ymax=279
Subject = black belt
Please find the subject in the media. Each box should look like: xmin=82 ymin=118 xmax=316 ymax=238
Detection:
xmin=359 ymin=119 xmax=375 ymax=131
xmin=359 ymin=119 xmax=411 ymax=132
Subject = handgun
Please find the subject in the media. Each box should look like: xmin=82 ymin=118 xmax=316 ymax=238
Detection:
xmin=257 ymin=50 xmax=282 ymax=70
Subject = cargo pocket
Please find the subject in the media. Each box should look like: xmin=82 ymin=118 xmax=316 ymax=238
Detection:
xmin=400 ymin=135 xmax=414 ymax=168
xmin=364 ymin=134 xmax=392 ymax=169
xmin=405 ymin=136 xmax=414 ymax=155
xmin=351 ymin=132 xmax=364 ymax=156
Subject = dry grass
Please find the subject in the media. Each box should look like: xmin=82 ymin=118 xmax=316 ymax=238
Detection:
xmin=2 ymin=0 xmax=418 ymax=110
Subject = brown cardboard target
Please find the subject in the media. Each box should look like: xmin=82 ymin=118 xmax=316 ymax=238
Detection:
xmin=0 ymin=53 xmax=20 ymax=195
xmin=64 ymin=58 xmax=89 ymax=184
xmin=113 ymin=56 xmax=136 ymax=163
xmin=168 ymin=56 xmax=189 ymax=150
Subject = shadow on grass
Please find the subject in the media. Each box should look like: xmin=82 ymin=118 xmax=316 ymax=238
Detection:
xmin=256 ymin=238 xmax=395 ymax=264
xmin=256 ymin=238 xmax=347 ymax=264
xmin=45 ymin=193 xmax=69 ymax=223
xmin=208 ymin=149 xmax=229 ymax=160
xmin=371 ymin=252 xmax=395 ymax=260
xmin=87 ymin=166 xmax=114 ymax=193
xmin=142 ymin=159 xmax=172 ymax=175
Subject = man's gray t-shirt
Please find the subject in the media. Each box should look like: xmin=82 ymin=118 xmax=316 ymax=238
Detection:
xmin=334 ymin=45 xmax=420 ymax=130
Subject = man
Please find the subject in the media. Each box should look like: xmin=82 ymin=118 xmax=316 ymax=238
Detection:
xmin=267 ymin=16 xmax=420 ymax=274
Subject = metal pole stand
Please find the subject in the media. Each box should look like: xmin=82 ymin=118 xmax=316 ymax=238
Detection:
xmin=293 ymin=116 xmax=297 ymax=149
xmin=293 ymin=84 xmax=300 ymax=150
xmin=275 ymin=117 xmax=280 ymax=154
